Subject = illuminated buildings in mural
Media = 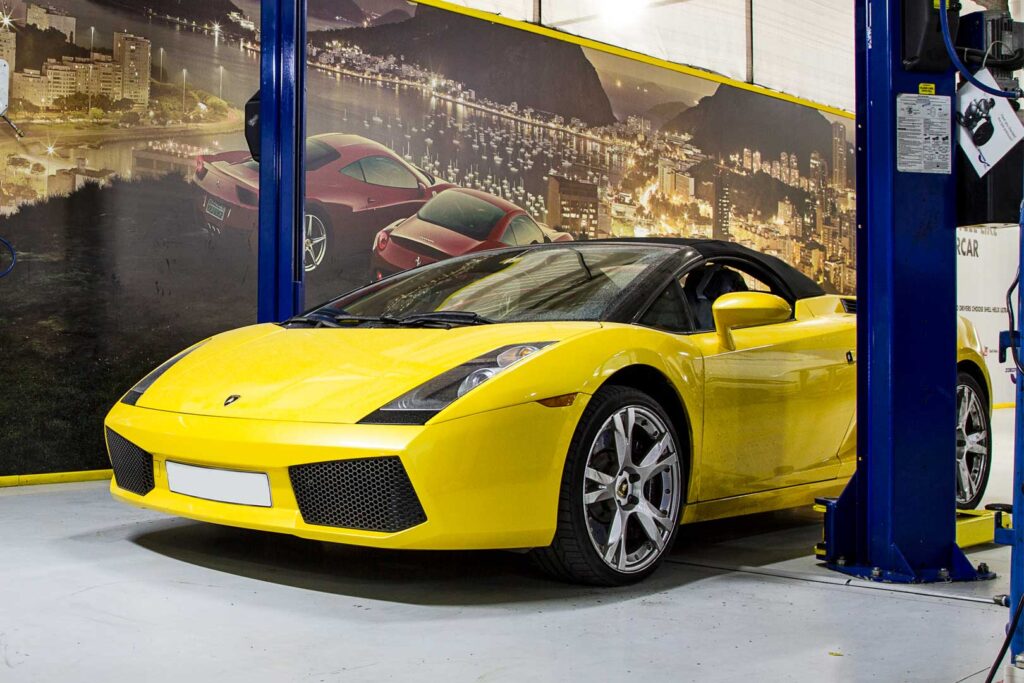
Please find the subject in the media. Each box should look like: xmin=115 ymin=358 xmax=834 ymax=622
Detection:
xmin=832 ymin=121 xmax=848 ymax=190
xmin=713 ymin=173 xmax=731 ymax=241
xmin=114 ymin=32 xmax=152 ymax=108
xmin=10 ymin=29 xmax=150 ymax=109
xmin=547 ymin=175 xmax=600 ymax=237
xmin=27 ymin=3 xmax=76 ymax=43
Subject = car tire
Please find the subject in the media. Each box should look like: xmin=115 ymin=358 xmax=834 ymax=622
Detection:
xmin=532 ymin=385 xmax=685 ymax=586
xmin=956 ymin=370 xmax=992 ymax=510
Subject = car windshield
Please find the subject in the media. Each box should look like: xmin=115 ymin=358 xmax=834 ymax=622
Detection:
xmin=313 ymin=245 xmax=671 ymax=323
xmin=416 ymin=191 xmax=507 ymax=241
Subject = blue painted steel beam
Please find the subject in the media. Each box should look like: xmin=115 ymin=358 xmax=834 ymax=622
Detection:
xmin=1012 ymin=225 xmax=1024 ymax=657
xmin=257 ymin=0 xmax=306 ymax=322
xmin=820 ymin=0 xmax=978 ymax=582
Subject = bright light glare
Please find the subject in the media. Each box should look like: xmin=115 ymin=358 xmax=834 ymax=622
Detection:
xmin=45 ymin=145 xmax=55 ymax=156
xmin=593 ymin=0 xmax=648 ymax=27
xmin=0 ymin=13 xmax=12 ymax=29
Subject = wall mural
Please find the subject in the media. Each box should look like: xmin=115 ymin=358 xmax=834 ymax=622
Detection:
xmin=0 ymin=0 xmax=856 ymax=476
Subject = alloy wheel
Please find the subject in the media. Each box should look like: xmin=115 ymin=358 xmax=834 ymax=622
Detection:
xmin=303 ymin=213 xmax=328 ymax=272
xmin=956 ymin=382 xmax=989 ymax=506
xmin=582 ymin=405 xmax=682 ymax=574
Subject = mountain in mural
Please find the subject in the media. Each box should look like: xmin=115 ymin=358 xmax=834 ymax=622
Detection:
xmin=663 ymin=86 xmax=833 ymax=174
xmin=88 ymin=0 xmax=246 ymax=27
xmin=308 ymin=0 xmax=365 ymax=24
xmin=310 ymin=6 xmax=616 ymax=126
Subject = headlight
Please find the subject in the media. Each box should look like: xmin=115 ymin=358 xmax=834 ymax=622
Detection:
xmin=360 ymin=342 xmax=553 ymax=425
xmin=120 ymin=342 xmax=207 ymax=406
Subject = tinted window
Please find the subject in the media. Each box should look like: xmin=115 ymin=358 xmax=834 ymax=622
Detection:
xmin=509 ymin=215 xmax=545 ymax=245
xmin=639 ymin=285 xmax=691 ymax=333
xmin=317 ymin=246 xmax=671 ymax=323
xmin=360 ymin=156 xmax=419 ymax=189
xmin=340 ymin=161 xmax=364 ymax=181
xmin=417 ymin=190 xmax=507 ymax=241
xmin=306 ymin=138 xmax=341 ymax=171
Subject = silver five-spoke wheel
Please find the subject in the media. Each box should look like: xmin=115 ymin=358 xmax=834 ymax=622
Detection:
xmin=583 ymin=405 xmax=682 ymax=574
xmin=303 ymin=213 xmax=328 ymax=272
xmin=956 ymin=376 xmax=990 ymax=509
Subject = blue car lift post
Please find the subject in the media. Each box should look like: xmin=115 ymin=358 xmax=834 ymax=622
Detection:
xmin=818 ymin=0 xmax=983 ymax=583
xmin=257 ymin=0 xmax=306 ymax=323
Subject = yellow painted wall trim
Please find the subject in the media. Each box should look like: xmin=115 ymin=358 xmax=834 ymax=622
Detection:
xmin=0 ymin=469 xmax=112 ymax=488
xmin=995 ymin=402 xmax=1015 ymax=410
xmin=412 ymin=0 xmax=855 ymax=120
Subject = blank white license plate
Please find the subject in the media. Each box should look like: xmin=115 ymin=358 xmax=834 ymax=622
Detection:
xmin=165 ymin=461 xmax=272 ymax=507
xmin=205 ymin=198 xmax=227 ymax=221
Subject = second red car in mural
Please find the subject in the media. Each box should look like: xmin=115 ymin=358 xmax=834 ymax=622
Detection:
xmin=371 ymin=187 xmax=573 ymax=279
xmin=194 ymin=133 xmax=455 ymax=272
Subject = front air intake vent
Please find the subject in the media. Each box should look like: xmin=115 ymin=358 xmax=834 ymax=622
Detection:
xmin=289 ymin=457 xmax=427 ymax=532
xmin=105 ymin=429 xmax=155 ymax=496
xmin=841 ymin=298 xmax=857 ymax=315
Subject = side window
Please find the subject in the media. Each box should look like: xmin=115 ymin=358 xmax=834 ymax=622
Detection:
xmin=340 ymin=161 xmax=365 ymax=182
xmin=359 ymin=156 xmax=419 ymax=189
xmin=499 ymin=224 xmax=517 ymax=246
xmin=680 ymin=262 xmax=776 ymax=331
xmin=509 ymin=215 xmax=545 ymax=245
xmin=639 ymin=284 xmax=692 ymax=333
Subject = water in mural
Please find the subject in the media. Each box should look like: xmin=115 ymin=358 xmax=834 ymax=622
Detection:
xmin=0 ymin=0 xmax=856 ymax=475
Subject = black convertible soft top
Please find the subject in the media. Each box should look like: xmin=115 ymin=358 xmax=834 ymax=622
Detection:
xmin=600 ymin=237 xmax=826 ymax=302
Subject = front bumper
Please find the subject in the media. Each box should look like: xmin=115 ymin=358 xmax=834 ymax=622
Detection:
xmin=104 ymin=397 xmax=587 ymax=550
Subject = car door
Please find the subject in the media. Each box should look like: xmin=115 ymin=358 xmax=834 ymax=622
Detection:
xmin=340 ymin=155 xmax=426 ymax=232
xmin=678 ymin=259 xmax=851 ymax=501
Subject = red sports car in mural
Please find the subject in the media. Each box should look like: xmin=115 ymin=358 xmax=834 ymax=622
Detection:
xmin=370 ymin=188 xmax=573 ymax=279
xmin=194 ymin=134 xmax=455 ymax=271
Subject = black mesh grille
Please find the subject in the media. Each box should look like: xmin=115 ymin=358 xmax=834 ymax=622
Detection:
xmin=105 ymin=429 xmax=155 ymax=496
xmin=841 ymin=298 xmax=857 ymax=314
xmin=289 ymin=457 xmax=427 ymax=532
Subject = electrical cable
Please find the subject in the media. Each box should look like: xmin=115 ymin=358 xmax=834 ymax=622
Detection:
xmin=0 ymin=235 xmax=14 ymax=279
xmin=939 ymin=0 xmax=1023 ymax=99
xmin=986 ymin=592 xmax=1024 ymax=683
xmin=939 ymin=4 xmax=1024 ymax=676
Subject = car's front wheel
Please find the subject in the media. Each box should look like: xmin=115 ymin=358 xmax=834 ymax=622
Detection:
xmin=533 ymin=386 xmax=685 ymax=585
xmin=956 ymin=371 xmax=991 ymax=509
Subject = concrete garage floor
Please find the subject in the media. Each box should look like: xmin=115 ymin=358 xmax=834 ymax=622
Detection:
xmin=0 ymin=410 xmax=1017 ymax=682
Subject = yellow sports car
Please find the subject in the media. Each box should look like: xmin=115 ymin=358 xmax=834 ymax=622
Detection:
xmin=104 ymin=239 xmax=992 ymax=585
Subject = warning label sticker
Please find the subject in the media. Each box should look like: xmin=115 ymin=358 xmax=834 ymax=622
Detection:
xmin=896 ymin=93 xmax=952 ymax=174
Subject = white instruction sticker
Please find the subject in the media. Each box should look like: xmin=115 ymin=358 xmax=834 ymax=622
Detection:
xmin=896 ymin=93 xmax=952 ymax=174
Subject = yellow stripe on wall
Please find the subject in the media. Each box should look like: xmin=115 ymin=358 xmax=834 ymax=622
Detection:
xmin=0 ymin=469 xmax=112 ymax=488
xmin=412 ymin=0 xmax=855 ymax=120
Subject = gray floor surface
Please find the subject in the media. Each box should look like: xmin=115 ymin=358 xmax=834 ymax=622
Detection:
xmin=0 ymin=410 xmax=1017 ymax=682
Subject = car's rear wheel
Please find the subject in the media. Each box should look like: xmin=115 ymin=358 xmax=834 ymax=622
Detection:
xmin=303 ymin=209 xmax=330 ymax=272
xmin=956 ymin=371 xmax=991 ymax=509
xmin=533 ymin=386 xmax=685 ymax=585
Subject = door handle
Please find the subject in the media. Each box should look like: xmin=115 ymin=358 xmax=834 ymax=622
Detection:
xmin=367 ymin=198 xmax=378 ymax=205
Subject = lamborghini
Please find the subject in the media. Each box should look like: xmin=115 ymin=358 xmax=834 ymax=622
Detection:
xmin=104 ymin=239 xmax=992 ymax=585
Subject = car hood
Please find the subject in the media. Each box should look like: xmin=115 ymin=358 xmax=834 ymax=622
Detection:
xmin=134 ymin=321 xmax=600 ymax=424
xmin=391 ymin=216 xmax=485 ymax=256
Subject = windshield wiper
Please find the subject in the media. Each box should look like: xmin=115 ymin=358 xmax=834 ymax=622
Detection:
xmin=333 ymin=314 xmax=402 ymax=325
xmin=392 ymin=311 xmax=495 ymax=328
xmin=282 ymin=313 xmax=341 ymax=328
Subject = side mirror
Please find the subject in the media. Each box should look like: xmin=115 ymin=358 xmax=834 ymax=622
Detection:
xmin=712 ymin=291 xmax=792 ymax=350
xmin=244 ymin=90 xmax=260 ymax=162
xmin=418 ymin=181 xmax=429 ymax=198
